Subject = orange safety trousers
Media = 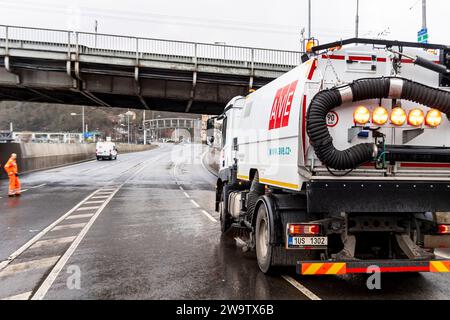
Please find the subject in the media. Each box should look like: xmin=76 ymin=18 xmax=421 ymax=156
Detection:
xmin=8 ymin=174 xmax=21 ymax=196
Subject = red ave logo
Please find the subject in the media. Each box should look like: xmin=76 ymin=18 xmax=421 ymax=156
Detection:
xmin=268 ymin=80 xmax=298 ymax=130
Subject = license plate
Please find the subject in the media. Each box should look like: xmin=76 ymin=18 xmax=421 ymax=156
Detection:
xmin=288 ymin=236 xmax=328 ymax=248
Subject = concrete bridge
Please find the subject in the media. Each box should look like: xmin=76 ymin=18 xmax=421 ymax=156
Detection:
xmin=0 ymin=25 xmax=303 ymax=115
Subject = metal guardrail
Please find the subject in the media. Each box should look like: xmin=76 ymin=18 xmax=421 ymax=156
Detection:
xmin=0 ymin=25 xmax=302 ymax=69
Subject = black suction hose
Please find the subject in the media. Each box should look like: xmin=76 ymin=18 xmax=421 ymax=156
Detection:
xmin=306 ymin=77 xmax=450 ymax=170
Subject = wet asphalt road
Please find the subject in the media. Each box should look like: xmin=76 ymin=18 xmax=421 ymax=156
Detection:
xmin=0 ymin=143 xmax=449 ymax=300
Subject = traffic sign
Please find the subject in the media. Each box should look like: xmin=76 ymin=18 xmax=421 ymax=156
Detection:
xmin=418 ymin=28 xmax=428 ymax=44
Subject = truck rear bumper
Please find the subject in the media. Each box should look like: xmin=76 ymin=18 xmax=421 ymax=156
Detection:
xmin=296 ymin=259 xmax=450 ymax=275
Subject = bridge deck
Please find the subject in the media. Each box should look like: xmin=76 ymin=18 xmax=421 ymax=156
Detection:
xmin=0 ymin=25 xmax=302 ymax=114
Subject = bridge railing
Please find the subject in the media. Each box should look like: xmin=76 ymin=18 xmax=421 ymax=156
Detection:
xmin=146 ymin=118 xmax=197 ymax=130
xmin=0 ymin=25 xmax=302 ymax=70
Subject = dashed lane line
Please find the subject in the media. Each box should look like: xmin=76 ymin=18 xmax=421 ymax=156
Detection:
xmin=281 ymin=275 xmax=322 ymax=301
xmin=201 ymin=209 xmax=218 ymax=223
xmin=190 ymin=199 xmax=200 ymax=208
xmin=173 ymin=156 xmax=220 ymax=224
xmin=197 ymin=148 xmax=322 ymax=301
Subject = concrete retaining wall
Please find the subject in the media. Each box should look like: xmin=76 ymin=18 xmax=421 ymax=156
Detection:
xmin=0 ymin=142 xmax=154 ymax=178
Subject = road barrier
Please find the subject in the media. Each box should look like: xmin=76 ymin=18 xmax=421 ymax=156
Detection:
xmin=0 ymin=142 xmax=154 ymax=178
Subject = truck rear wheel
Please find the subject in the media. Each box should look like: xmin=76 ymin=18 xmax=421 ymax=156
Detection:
xmin=255 ymin=202 xmax=274 ymax=274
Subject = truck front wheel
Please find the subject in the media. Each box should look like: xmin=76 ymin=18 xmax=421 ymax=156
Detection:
xmin=255 ymin=203 xmax=274 ymax=274
xmin=219 ymin=192 xmax=232 ymax=233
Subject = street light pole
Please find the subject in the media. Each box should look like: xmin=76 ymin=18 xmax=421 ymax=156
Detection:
xmin=127 ymin=113 xmax=130 ymax=144
xmin=82 ymin=105 xmax=85 ymax=143
xmin=143 ymin=110 xmax=146 ymax=145
xmin=308 ymin=0 xmax=311 ymax=39
xmin=422 ymin=0 xmax=427 ymax=30
xmin=355 ymin=0 xmax=360 ymax=38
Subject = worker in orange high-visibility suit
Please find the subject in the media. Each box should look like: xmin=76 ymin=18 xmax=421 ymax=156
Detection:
xmin=4 ymin=153 xmax=21 ymax=197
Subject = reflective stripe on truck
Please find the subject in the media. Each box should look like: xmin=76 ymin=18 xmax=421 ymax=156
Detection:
xmin=297 ymin=260 xmax=450 ymax=275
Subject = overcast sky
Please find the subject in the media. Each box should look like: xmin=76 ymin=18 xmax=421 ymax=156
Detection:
xmin=0 ymin=0 xmax=448 ymax=50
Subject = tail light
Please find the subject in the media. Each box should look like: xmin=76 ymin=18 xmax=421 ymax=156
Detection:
xmin=390 ymin=107 xmax=407 ymax=126
xmin=438 ymin=224 xmax=450 ymax=234
xmin=288 ymin=224 xmax=320 ymax=235
xmin=353 ymin=106 xmax=370 ymax=125
xmin=372 ymin=106 xmax=389 ymax=125
xmin=408 ymin=108 xmax=425 ymax=126
xmin=426 ymin=109 xmax=442 ymax=127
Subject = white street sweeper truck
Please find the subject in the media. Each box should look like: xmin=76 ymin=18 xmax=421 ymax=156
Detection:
xmin=210 ymin=38 xmax=450 ymax=275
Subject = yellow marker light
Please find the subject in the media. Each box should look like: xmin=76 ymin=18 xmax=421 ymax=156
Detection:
xmin=408 ymin=108 xmax=425 ymax=126
xmin=372 ymin=106 xmax=389 ymax=125
xmin=390 ymin=107 xmax=407 ymax=126
xmin=353 ymin=106 xmax=370 ymax=125
xmin=306 ymin=39 xmax=318 ymax=53
xmin=425 ymin=109 xmax=442 ymax=127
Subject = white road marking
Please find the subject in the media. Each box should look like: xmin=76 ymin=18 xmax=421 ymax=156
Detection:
xmin=0 ymin=188 xmax=104 ymax=272
xmin=30 ymin=184 xmax=47 ymax=189
xmin=99 ymin=188 xmax=116 ymax=192
xmin=20 ymin=189 xmax=29 ymax=193
xmin=1 ymin=291 xmax=32 ymax=300
xmin=32 ymin=154 xmax=162 ymax=300
xmin=31 ymin=187 xmax=120 ymax=300
xmin=201 ymin=149 xmax=218 ymax=178
xmin=190 ymin=199 xmax=200 ymax=208
xmin=281 ymin=275 xmax=322 ymax=301
xmin=65 ymin=213 xmax=95 ymax=220
xmin=0 ymin=256 xmax=60 ymax=279
xmin=76 ymin=206 xmax=101 ymax=211
xmin=183 ymin=192 xmax=190 ymax=198
xmin=52 ymin=223 xmax=86 ymax=231
xmin=201 ymin=210 xmax=218 ymax=223
xmin=91 ymin=196 xmax=109 ymax=199
xmin=30 ymin=236 xmax=76 ymax=249
xmin=84 ymin=201 xmax=105 ymax=205
xmin=179 ymin=186 xmax=184 ymax=191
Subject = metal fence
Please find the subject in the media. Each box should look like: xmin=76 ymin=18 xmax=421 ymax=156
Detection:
xmin=0 ymin=25 xmax=302 ymax=69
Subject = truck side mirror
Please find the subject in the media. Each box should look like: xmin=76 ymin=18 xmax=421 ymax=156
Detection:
xmin=206 ymin=119 xmax=215 ymax=146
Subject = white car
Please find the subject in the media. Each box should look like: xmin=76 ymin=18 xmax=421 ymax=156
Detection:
xmin=96 ymin=142 xmax=118 ymax=160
